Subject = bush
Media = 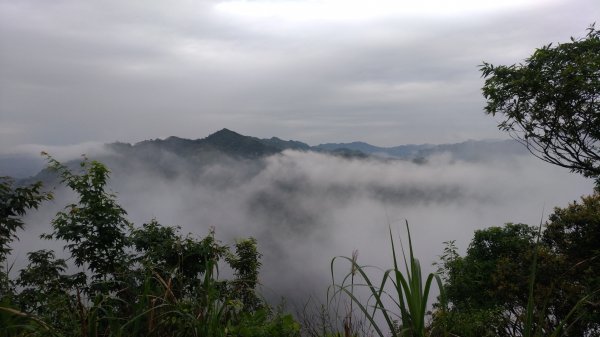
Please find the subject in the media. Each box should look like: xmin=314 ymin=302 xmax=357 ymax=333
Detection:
xmin=0 ymin=156 xmax=300 ymax=337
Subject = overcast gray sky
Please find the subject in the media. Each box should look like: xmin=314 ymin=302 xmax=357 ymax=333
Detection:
xmin=1 ymin=0 xmax=598 ymax=152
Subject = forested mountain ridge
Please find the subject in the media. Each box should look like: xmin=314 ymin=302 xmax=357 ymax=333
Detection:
xmin=2 ymin=128 xmax=529 ymax=180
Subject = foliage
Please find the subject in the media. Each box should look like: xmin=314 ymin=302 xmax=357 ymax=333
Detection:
xmin=16 ymin=249 xmax=83 ymax=334
xmin=435 ymin=198 xmax=600 ymax=337
xmin=0 ymin=304 xmax=58 ymax=337
xmin=0 ymin=176 xmax=52 ymax=297
xmin=433 ymin=224 xmax=538 ymax=337
xmin=476 ymin=23 xmax=600 ymax=335
xmin=542 ymin=194 xmax=600 ymax=335
xmin=0 ymin=156 xmax=300 ymax=337
xmin=42 ymin=154 xmax=131 ymax=286
xmin=330 ymin=222 xmax=445 ymax=337
xmin=226 ymin=238 xmax=263 ymax=311
xmin=443 ymin=224 xmax=538 ymax=312
xmin=227 ymin=305 xmax=300 ymax=337
xmin=131 ymin=220 xmax=228 ymax=299
xmin=480 ymin=25 xmax=600 ymax=180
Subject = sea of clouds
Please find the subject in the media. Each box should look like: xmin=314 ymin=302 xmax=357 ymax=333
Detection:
xmin=11 ymin=147 xmax=594 ymax=309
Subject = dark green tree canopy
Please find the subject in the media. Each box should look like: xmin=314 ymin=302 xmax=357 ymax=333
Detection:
xmin=481 ymin=25 xmax=600 ymax=179
xmin=0 ymin=178 xmax=52 ymax=264
xmin=436 ymin=196 xmax=600 ymax=337
xmin=42 ymin=155 xmax=132 ymax=282
xmin=1 ymin=156 xmax=300 ymax=337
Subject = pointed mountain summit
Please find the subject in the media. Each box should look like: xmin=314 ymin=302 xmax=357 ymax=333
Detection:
xmin=205 ymin=128 xmax=280 ymax=158
xmin=205 ymin=128 xmax=241 ymax=140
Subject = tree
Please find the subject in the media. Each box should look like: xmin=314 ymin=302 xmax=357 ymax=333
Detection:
xmin=0 ymin=178 xmax=52 ymax=266
xmin=478 ymin=25 xmax=600 ymax=336
xmin=436 ymin=224 xmax=544 ymax=337
xmin=542 ymin=194 xmax=600 ymax=335
xmin=130 ymin=220 xmax=229 ymax=298
xmin=226 ymin=238 xmax=263 ymax=311
xmin=480 ymin=25 xmax=600 ymax=180
xmin=16 ymin=249 xmax=84 ymax=334
xmin=42 ymin=154 xmax=132 ymax=287
xmin=0 ymin=176 xmax=52 ymax=298
xmin=1 ymin=156 xmax=300 ymax=337
xmin=436 ymin=206 xmax=600 ymax=337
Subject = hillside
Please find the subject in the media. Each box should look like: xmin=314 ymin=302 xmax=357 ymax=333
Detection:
xmin=4 ymin=129 xmax=529 ymax=181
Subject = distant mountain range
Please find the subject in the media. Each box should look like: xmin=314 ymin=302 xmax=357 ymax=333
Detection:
xmin=2 ymin=128 xmax=528 ymax=180
xmin=108 ymin=128 xmax=526 ymax=161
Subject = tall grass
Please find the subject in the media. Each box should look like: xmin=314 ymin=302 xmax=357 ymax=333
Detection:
xmin=0 ymin=305 xmax=57 ymax=337
xmin=330 ymin=221 xmax=446 ymax=337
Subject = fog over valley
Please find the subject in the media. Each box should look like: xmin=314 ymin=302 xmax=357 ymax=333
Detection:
xmin=7 ymin=130 xmax=594 ymax=307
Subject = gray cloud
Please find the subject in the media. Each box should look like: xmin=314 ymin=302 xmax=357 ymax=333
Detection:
xmin=1 ymin=0 xmax=598 ymax=150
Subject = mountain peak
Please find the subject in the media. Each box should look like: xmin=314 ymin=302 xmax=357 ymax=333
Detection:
xmin=206 ymin=128 xmax=241 ymax=140
xmin=203 ymin=129 xmax=280 ymax=157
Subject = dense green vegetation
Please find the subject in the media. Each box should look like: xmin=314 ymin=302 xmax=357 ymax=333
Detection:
xmin=1 ymin=157 xmax=299 ymax=337
xmin=433 ymin=202 xmax=600 ymax=337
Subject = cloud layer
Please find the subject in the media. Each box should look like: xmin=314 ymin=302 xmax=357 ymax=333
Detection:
xmin=13 ymin=149 xmax=594 ymax=306
xmin=1 ymin=0 xmax=598 ymax=150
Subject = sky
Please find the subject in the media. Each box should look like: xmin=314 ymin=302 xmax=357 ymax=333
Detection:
xmin=0 ymin=0 xmax=598 ymax=151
